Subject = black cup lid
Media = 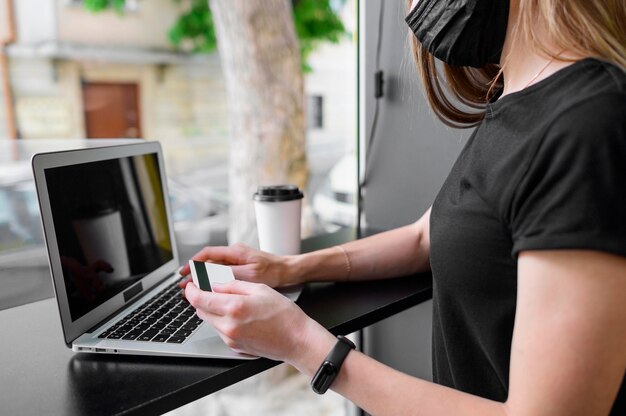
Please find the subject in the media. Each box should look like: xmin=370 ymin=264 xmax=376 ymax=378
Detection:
xmin=253 ymin=185 xmax=304 ymax=202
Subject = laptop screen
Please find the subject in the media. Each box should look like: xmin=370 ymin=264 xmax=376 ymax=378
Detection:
xmin=45 ymin=152 xmax=173 ymax=322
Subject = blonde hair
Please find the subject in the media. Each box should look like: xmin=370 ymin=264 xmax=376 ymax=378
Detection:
xmin=410 ymin=0 xmax=626 ymax=129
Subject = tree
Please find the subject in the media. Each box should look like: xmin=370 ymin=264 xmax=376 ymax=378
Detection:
xmin=208 ymin=0 xmax=307 ymax=245
xmin=83 ymin=0 xmax=346 ymax=245
xmin=83 ymin=0 xmax=347 ymax=71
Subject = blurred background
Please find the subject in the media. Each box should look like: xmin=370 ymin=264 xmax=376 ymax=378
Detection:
xmin=0 ymin=0 xmax=474 ymax=414
xmin=0 ymin=0 xmax=357 ymax=307
xmin=0 ymin=1 xmax=356 ymax=414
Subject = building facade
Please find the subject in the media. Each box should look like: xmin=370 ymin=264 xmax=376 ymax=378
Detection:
xmin=1 ymin=0 xmax=356 ymax=154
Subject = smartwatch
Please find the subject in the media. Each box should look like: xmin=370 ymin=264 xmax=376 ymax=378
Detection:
xmin=311 ymin=335 xmax=356 ymax=394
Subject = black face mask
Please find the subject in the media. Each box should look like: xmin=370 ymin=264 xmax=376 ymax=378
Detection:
xmin=405 ymin=0 xmax=510 ymax=68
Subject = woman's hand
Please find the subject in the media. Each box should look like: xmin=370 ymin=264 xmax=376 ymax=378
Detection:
xmin=184 ymin=280 xmax=335 ymax=365
xmin=178 ymin=243 xmax=298 ymax=289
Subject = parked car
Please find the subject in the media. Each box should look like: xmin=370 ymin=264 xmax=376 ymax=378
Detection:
xmin=0 ymin=162 xmax=52 ymax=310
xmin=0 ymin=162 xmax=43 ymax=253
xmin=0 ymin=141 xmax=229 ymax=309
xmin=312 ymin=154 xmax=357 ymax=231
xmin=0 ymin=162 xmax=228 ymax=259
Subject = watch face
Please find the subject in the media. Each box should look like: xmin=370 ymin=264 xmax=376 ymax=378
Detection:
xmin=311 ymin=337 xmax=356 ymax=395
xmin=312 ymin=361 xmax=337 ymax=394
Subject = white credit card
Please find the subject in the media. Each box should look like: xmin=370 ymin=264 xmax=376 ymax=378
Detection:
xmin=189 ymin=260 xmax=235 ymax=291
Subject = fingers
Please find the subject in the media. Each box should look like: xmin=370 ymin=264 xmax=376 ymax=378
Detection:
xmin=192 ymin=296 xmax=245 ymax=351
xmin=229 ymin=264 xmax=254 ymax=280
xmin=185 ymin=282 xmax=240 ymax=316
xmin=194 ymin=308 xmax=244 ymax=353
xmin=211 ymin=279 xmax=261 ymax=296
xmin=178 ymin=276 xmax=192 ymax=289
xmin=229 ymin=264 xmax=268 ymax=284
xmin=180 ymin=245 xmax=249 ymax=276
xmin=196 ymin=246 xmax=246 ymax=265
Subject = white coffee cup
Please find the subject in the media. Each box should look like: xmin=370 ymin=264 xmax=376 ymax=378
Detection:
xmin=253 ymin=185 xmax=304 ymax=255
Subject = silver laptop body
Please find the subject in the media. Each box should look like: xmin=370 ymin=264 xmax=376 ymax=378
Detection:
xmin=32 ymin=142 xmax=252 ymax=359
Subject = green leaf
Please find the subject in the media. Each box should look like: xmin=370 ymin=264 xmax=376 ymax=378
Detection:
xmin=168 ymin=0 xmax=217 ymax=53
xmin=83 ymin=0 xmax=110 ymax=13
xmin=81 ymin=0 xmax=348 ymax=70
xmin=111 ymin=0 xmax=126 ymax=14
xmin=293 ymin=0 xmax=347 ymax=68
xmin=82 ymin=0 xmax=126 ymax=15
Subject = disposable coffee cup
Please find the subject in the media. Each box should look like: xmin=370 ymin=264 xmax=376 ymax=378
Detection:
xmin=253 ymin=185 xmax=304 ymax=255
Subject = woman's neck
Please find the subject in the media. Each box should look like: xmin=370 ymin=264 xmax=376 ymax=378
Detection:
xmin=501 ymin=52 xmax=574 ymax=97
xmin=499 ymin=2 xmax=580 ymax=97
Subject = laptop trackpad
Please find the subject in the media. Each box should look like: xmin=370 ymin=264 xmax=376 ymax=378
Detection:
xmin=188 ymin=323 xmax=256 ymax=359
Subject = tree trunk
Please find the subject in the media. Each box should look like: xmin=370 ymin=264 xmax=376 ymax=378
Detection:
xmin=208 ymin=0 xmax=308 ymax=246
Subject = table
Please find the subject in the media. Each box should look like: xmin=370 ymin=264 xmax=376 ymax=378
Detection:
xmin=0 ymin=228 xmax=433 ymax=415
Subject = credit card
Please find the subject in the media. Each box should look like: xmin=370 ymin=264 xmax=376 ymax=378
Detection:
xmin=189 ymin=260 xmax=235 ymax=291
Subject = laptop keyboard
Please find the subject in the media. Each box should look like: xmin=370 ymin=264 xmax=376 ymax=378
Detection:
xmin=98 ymin=280 xmax=203 ymax=344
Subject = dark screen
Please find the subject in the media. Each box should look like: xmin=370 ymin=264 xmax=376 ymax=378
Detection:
xmin=45 ymin=153 xmax=173 ymax=321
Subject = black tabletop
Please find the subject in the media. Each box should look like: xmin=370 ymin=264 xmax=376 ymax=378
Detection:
xmin=0 ymin=228 xmax=432 ymax=416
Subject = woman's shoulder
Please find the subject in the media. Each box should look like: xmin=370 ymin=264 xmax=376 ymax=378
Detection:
xmin=529 ymin=59 xmax=625 ymax=151
xmin=546 ymin=89 xmax=625 ymax=151
xmin=549 ymin=58 xmax=625 ymax=118
xmin=563 ymin=57 xmax=625 ymax=92
xmin=488 ymin=58 xmax=624 ymax=125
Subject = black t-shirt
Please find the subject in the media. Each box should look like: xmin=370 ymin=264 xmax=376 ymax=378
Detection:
xmin=429 ymin=58 xmax=626 ymax=413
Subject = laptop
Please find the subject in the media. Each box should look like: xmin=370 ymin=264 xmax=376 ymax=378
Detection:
xmin=32 ymin=142 xmax=256 ymax=359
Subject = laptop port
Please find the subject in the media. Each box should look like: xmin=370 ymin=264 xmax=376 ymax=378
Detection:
xmin=95 ymin=348 xmax=106 ymax=353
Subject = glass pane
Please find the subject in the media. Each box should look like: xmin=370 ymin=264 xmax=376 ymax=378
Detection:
xmin=0 ymin=3 xmax=358 ymax=275
xmin=0 ymin=0 xmax=357 ymax=414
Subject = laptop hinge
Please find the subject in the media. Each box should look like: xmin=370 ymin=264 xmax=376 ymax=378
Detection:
xmin=124 ymin=281 xmax=143 ymax=302
xmin=85 ymin=276 xmax=171 ymax=334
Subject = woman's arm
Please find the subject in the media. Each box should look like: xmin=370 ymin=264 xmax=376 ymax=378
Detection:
xmin=289 ymin=207 xmax=432 ymax=283
xmin=185 ymin=248 xmax=626 ymax=416
xmin=290 ymin=250 xmax=626 ymax=416
xmin=179 ymin=208 xmax=431 ymax=287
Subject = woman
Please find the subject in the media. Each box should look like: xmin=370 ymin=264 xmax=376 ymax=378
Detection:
xmin=180 ymin=0 xmax=626 ymax=414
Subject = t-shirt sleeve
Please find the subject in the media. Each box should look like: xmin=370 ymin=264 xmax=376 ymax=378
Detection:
xmin=509 ymin=92 xmax=626 ymax=258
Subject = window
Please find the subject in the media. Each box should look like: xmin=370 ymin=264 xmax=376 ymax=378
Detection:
xmin=307 ymin=95 xmax=324 ymax=130
xmin=1 ymin=0 xmax=357 ymax=306
xmin=1 ymin=0 xmax=357 ymax=412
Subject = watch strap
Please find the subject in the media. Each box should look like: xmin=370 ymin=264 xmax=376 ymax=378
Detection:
xmin=311 ymin=335 xmax=356 ymax=394
xmin=327 ymin=335 xmax=355 ymax=369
